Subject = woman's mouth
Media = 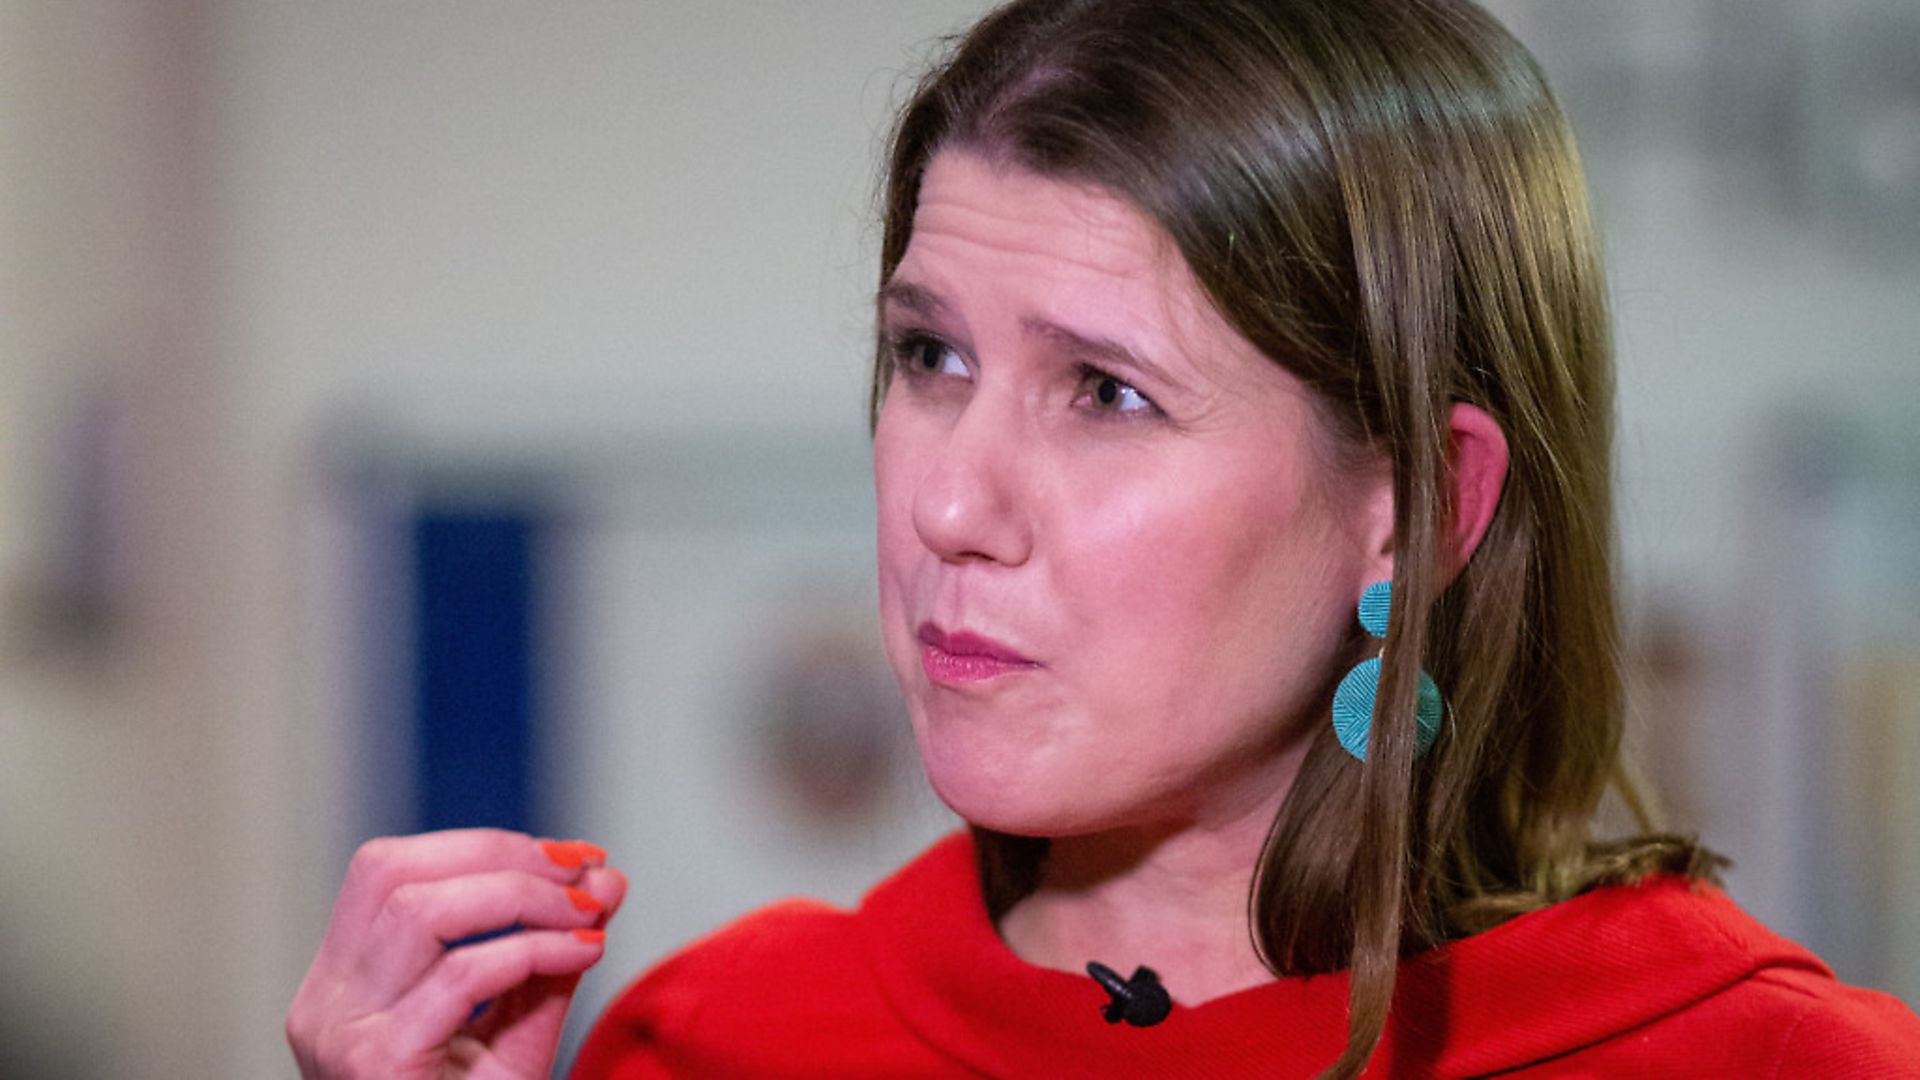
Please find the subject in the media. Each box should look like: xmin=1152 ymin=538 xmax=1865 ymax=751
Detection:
xmin=917 ymin=623 xmax=1041 ymax=685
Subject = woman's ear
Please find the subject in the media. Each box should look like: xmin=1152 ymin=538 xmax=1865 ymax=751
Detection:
xmin=1444 ymin=402 xmax=1509 ymax=581
xmin=1350 ymin=403 xmax=1508 ymax=589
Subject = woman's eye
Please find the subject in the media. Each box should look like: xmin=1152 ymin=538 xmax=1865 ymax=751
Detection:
xmin=892 ymin=333 xmax=969 ymax=378
xmin=1079 ymin=369 xmax=1157 ymax=415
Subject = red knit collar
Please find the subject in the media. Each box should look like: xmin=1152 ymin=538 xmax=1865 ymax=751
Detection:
xmin=856 ymin=832 xmax=1831 ymax=1077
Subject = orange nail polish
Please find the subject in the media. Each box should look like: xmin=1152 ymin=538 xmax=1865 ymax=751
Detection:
xmin=541 ymin=839 xmax=586 ymax=869
xmin=572 ymin=928 xmax=606 ymax=945
xmin=572 ymin=841 xmax=608 ymax=864
xmin=565 ymin=886 xmax=603 ymax=913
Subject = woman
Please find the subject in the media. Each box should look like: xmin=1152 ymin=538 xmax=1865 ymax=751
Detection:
xmin=288 ymin=1 xmax=1920 ymax=1076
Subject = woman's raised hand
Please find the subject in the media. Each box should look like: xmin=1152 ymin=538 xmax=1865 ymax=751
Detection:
xmin=287 ymin=829 xmax=628 ymax=1079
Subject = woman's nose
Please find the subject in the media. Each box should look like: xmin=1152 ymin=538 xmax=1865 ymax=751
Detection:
xmin=909 ymin=396 xmax=1033 ymax=567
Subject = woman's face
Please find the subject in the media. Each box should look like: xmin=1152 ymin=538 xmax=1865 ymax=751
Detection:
xmin=873 ymin=151 xmax=1390 ymax=838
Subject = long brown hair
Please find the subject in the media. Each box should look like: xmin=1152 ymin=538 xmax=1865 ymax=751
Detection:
xmin=872 ymin=1 xmax=1718 ymax=1075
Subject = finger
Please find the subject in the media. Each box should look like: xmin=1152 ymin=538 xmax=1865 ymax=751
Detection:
xmin=357 ymin=871 xmax=609 ymax=1002
xmin=577 ymin=866 xmax=629 ymax=928
xmin=387 ymin=928 xmax=608 ymax=1047
xmin=446 ymin=1021 xmax=567 ymax=1080
xmin=332 ymin=830 xmax=607 ymax=936
xmin=467 ymin=973 xmax=582 ymax=1069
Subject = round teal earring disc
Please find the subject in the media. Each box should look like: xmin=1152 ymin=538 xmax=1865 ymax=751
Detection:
xmin=1415 ymin=669 xmax=1444 ymax=754
xmin=1358 ymin=581 xmax=1393 ymax=638
xmin=1332 ymin=657 xmax=1446 ymax=761
xmin=1332 ymin=657 xmax=1381 ymax=760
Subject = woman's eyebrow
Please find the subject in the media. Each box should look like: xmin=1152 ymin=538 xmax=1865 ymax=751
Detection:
xmin=877 ymin=279 xmax=946 ymax=318
xmin=1021 ymin=316 xmax=1177 ymax=387
xmin=879 ymin=280 xmax=1178 ymax=386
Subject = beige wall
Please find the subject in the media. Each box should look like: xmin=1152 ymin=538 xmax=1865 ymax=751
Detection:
xmin=1 ymin=1 xmax=235 ymax=1077
xmin=2 ymin=4 xmax=991 ymax=1077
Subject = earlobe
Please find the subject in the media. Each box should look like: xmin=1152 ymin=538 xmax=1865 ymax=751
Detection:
xmin=1444 ymin=403 xmax=1510 ymax=581
xmin=1356 ymin=468 xmax=1398 ymax=587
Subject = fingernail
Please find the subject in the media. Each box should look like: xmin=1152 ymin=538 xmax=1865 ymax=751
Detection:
xmin=565 ymin=886 xmax=603 ymax=913
xmin=572 ymin=928 xmax=606 ymax=945
xmin=541 ymin=840 xmax=584 ymax=868
xmin=541 ymin=839 xmax=606 ymax=869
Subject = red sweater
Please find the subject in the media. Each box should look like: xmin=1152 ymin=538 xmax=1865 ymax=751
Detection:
xmin=571 ymin=833 xmax=1920 ymax=1077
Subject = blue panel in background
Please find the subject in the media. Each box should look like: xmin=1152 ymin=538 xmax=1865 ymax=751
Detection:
xmin=413 ymin=508 xmax=538 ymax=835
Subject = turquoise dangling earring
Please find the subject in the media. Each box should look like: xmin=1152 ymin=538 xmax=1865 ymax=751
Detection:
xmin=1331 ymin=581 xmax=1444 ymax=761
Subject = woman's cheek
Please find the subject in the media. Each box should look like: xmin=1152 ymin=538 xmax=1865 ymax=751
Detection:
xmin=1058 ymin=486 xmax=1206 ymax=633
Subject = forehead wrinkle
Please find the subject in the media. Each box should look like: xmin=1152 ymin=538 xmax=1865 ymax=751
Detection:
xmin=910 ymin=219 xmax=1154 ymax=283
xmin=912 ymin=176 xmax=1162 ymax=280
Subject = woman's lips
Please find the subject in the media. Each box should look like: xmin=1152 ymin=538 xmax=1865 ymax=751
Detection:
xmin=917 ymin=623 xmax=1041 ymax=685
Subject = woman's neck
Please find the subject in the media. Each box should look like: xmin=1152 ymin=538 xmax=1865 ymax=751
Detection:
xmin=994 ymin=790 xmax=1291 ymax=1006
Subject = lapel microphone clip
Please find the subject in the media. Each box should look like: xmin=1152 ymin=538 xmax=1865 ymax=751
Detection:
xmin=1086 ymin=960 xmax=1172 ymax=1027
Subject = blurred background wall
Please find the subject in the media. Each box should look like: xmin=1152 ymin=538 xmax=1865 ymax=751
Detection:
xmin=1 ymin=2 xmax=1915 ymax=1077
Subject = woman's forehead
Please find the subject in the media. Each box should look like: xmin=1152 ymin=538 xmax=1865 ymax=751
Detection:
xmin=907 ymin=151 xmax=1174 ymax=282
xmin=892 ymin=150 xmax=1223 ymax=362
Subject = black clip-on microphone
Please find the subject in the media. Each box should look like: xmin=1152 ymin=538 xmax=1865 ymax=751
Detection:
xmin=1086 ymin=961 xmax=1172 ymax=1027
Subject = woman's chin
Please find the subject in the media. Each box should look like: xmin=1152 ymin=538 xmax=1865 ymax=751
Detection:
xmin=908 ymin=703 xmax=1142 ymax=837
xmin=917 ymin=749 xmax=1103 ymax=838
